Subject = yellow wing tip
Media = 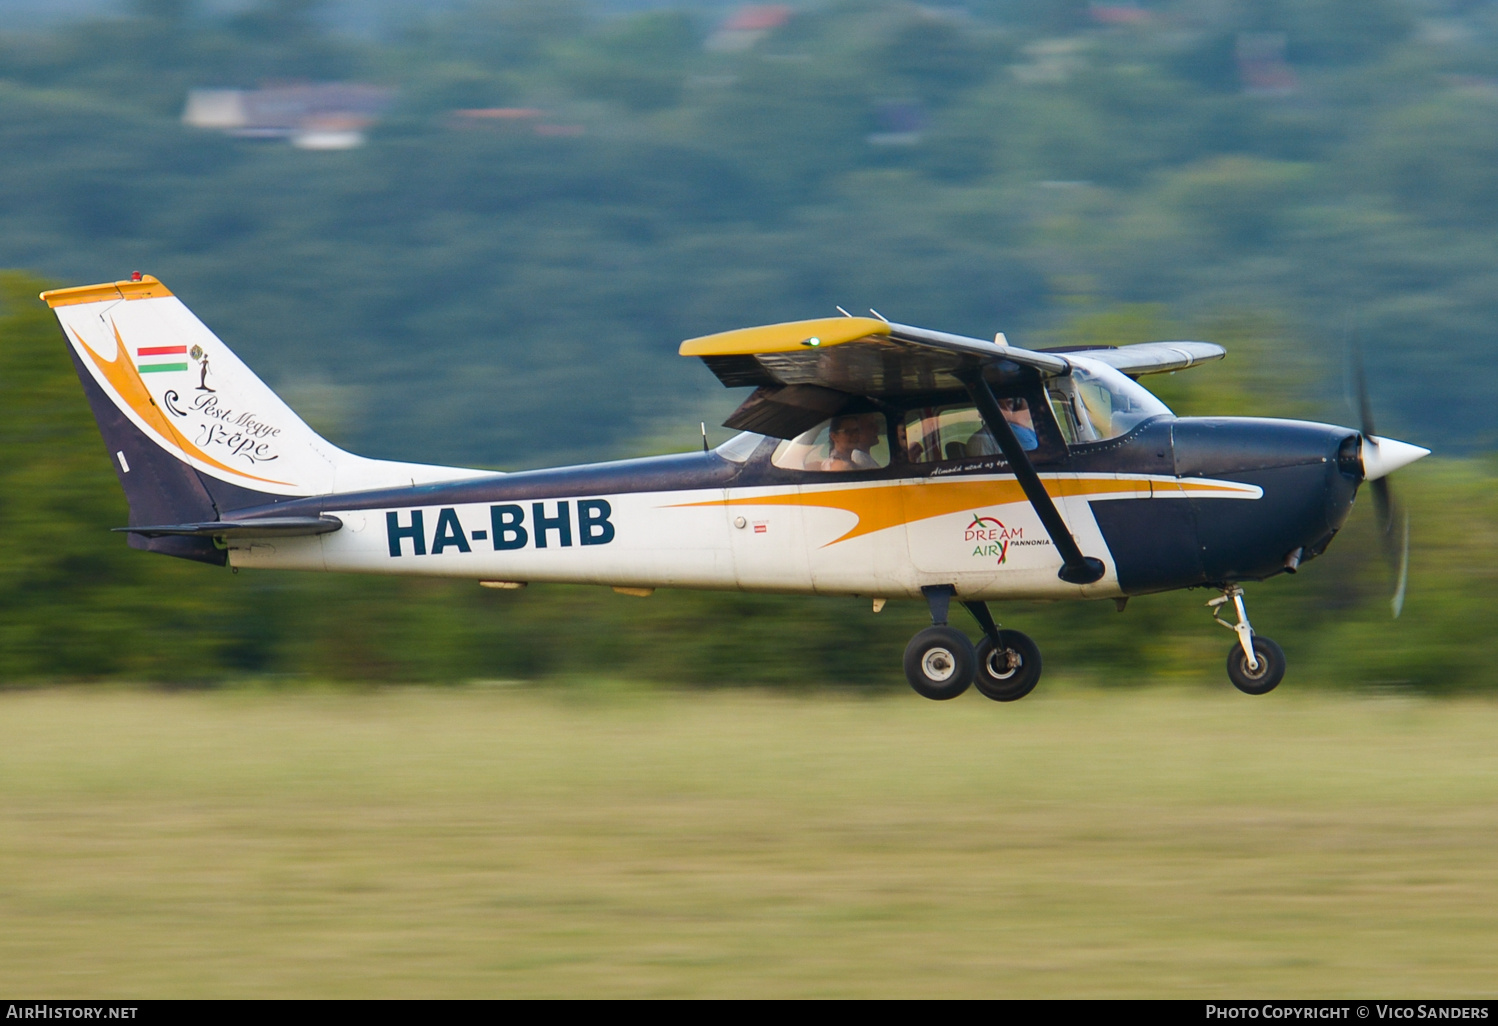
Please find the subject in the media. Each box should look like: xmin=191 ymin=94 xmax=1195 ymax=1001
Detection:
xmin=680 ymin=316 xmax=889 ymax=357
xmin=39 ymin=275 xmax=173 ymax=308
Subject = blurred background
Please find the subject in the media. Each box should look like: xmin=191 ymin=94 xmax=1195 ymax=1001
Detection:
xmin=2 ymin=0 xmax=1497 ymax=689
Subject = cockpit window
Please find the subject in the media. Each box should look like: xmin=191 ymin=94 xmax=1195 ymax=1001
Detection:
xmin=1048 ymin=358 xmax=1172 ymax=443
xmin=901 ymin=401 xmax=1038 ymax=463
xmin=771 ymin=413 xmax=890 ymax=472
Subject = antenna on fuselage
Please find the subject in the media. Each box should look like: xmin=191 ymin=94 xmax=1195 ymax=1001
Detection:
xmin=835 ymin=305 xmax=852 ymax=317
xmin=701 ymin=422 xmax=709 ymax=453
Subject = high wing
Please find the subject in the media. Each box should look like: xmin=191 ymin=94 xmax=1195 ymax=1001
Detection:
xmin=682 ymin=319 xmax=1226 ymax=438
xmin=1045 ymin=341 xmax=1225 ymax=377
xmin=682 ymin=316 xmax=1065 ymax=395
xmin=680 ymin=316 xmax=1068 ymax=440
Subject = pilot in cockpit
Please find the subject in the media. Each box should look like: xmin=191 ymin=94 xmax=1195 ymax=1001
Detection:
xmin=818 ymin=415 xmax=865 ymax=471
xmin=1000 ymin=396 xmax=1039 ymax=451
xmin=967 ymin=396 xmax=1039 ymax=455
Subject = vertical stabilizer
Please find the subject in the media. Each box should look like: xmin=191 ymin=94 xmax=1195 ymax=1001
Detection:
xmin=42 ymin=276 xmax=484 ymax=559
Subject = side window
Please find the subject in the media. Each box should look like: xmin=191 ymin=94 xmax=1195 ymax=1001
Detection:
xmin=771 ymin=413 xmax=890 ymax=472
xmin=901 ymin=401 xmax=1039 ymax=463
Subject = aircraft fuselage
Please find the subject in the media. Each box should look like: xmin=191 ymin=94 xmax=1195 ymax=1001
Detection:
xmin=226 ymin=415 xmax=1362 ymax=602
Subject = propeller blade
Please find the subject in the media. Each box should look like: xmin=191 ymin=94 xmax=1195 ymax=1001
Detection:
xmin=1353 ymin=343 xmax=1378 ymax=440
xmin=1392 ymin=511 xmax=1410 ymax=619
xmin=1367 ymin=444 xmax=1409 ymax=617
xmin=1371 ymin=475 xmax=1394 ymax=541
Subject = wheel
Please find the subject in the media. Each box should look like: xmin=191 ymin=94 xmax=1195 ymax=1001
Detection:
xmin=1226 ymin=636 xmax=1285 ymax=695
xmin=973 ymin=630 xmax=1042 ymax=702
xmin=904 ymin=626 xmax=975 ymax=700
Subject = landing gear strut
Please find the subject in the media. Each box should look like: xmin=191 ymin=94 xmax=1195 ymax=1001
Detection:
xmin=1209 ymin=585 xmax=1286 ymax=695
xmin=903 ymin=587 xmax=1043 ymax=702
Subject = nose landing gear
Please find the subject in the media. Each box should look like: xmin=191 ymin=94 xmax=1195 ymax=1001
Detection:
xmin=1209 ymin=585 xmax=1286 ymax=694
xmin=903 ymin=586 xmax=1044 ymax=702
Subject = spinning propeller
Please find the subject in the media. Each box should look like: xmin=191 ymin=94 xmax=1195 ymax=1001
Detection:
xmin=1352 ymin=348 xmax=1429 ymax=618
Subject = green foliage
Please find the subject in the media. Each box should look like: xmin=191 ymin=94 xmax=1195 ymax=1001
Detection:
xmin=4 ymin=268 xmax=1496 ymax=691
xmin=1 ymin=3 xmax=1497 ymax=689
xmin=560 ymin=12 xmax=698 ymax=111
xmin=0 ymin=0 xmax=1492 ymax=462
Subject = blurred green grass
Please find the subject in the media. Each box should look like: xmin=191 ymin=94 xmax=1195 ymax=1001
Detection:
xmin=1 ymin=684 xmax=1496 ymax=997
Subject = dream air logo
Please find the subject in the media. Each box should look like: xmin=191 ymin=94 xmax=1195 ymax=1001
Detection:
xmin=386 ymin=500 xmax=615 ymax=557
xmin=962 ymin=513 xmax=1047 ymax=565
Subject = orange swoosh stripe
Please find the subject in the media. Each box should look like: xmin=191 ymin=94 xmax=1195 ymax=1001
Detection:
xmin=74 ymin=323 xmax=294 ymax=488
xmin=669 ymin=475 xmax=1254 ymax=546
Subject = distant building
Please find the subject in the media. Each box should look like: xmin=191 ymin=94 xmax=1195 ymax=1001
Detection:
xmin=183 ymin=83 xmax=394 ymax=149
xmin=705 ymin=5 xmax=793 ymax=53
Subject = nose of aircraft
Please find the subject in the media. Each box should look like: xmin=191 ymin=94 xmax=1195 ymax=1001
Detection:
xmin=1360 ymin=435 xmax=1430 ymax=482
xmin=1170 ymin=417 xmax=1368 ymax=583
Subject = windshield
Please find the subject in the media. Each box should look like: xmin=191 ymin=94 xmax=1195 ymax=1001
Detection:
xmin=1047 ymin=358 xmax=1172 ymax=443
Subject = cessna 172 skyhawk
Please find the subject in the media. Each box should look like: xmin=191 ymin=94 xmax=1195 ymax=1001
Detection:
xmin=43 ymin=275 xmax=1429 ymax=701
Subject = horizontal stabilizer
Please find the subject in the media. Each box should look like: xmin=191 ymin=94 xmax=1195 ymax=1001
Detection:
xmin=114 ymin=515 xmax=343 ymax=538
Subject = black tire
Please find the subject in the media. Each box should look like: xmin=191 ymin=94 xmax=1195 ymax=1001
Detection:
xmin=1227 ymin=636 xmax=1286 ymax=695
xmin=973 ymin=630 xmax=1043 ymax=702
xmin=904 ymin=626 xmax=975 ymax=700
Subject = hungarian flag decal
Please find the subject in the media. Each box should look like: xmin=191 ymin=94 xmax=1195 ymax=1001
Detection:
xmin=135 ymin=344 xmax=188 ymax=374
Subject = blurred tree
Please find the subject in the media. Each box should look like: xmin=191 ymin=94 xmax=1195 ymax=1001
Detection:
xmin=1358 ymin=96 xmax=1498 ymax=226
xmin=129 ymin=0 xmax=197 ymax=25
xmin=0 ymin=0 xmax=1494 ymax=693
xmin=561 ymin=11 xmax=697 ymax=111
xmin=444 ymin=0 xmax=587 ymax=70
xmin=230 ymin=0 xmax=325 ymax=44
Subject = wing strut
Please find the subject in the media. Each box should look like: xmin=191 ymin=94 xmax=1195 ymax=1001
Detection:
xmin=960 ymin=371 xmax=1106 ymax=585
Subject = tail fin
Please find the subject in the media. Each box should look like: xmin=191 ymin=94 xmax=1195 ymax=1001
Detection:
xmin=43 ymin=275 xmax=479 ymax=562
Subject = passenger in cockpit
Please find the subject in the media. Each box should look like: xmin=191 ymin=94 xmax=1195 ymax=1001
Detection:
xmin=851 ymin=413 xmax=884 ymax=469
xmin=817 ymin=415 xmax=866 ymax=471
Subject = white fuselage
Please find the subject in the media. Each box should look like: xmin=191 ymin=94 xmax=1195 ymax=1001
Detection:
xmin=228 ymin=468 xmax=1260 ymax=602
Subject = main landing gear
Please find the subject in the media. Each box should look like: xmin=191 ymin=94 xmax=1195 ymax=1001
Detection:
xmin=904 ymin=586 xmax=1043 ymax=702
xmin=1209 ymin=585 xmax=1286 ymax=695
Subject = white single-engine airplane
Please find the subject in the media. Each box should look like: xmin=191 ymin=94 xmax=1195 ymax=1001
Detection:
xmin=43 ymin=275 xmax=1429 ymax=700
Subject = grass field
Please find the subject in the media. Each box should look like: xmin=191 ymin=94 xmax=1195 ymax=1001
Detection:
xmin=1 ymin=683 xmax=1496 ymax=998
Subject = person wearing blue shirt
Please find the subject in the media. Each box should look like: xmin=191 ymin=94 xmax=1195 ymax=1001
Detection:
xmin=967 ymin=396 xmax=1039 ymax=456
xmin=1000 ymin=396 xmax=1039 ymax=451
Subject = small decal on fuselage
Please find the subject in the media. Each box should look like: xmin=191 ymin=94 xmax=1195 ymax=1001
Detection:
xmin=385 ymin=500 xmax=615 ymax=557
